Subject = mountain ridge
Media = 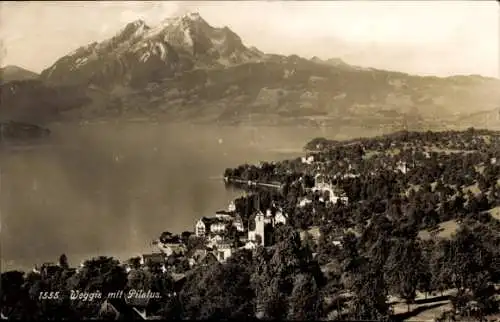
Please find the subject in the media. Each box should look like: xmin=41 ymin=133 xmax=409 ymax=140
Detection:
xmin=2 ymin=12 xmax=499 ymax=129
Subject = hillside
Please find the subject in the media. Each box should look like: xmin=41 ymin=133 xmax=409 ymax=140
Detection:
xmin=0 ymin=80 xmax=91 ymax=123
xmin=0 ymin=65 xmax=39 ymax=84
xmin=2 ymin=12 xmax=500 ymax=128
xmin=0 ymin=120 xmax=50 ymax=140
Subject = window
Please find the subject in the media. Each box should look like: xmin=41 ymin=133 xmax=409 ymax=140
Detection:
xmin=218 ymin=251 xmax=225 ymax=260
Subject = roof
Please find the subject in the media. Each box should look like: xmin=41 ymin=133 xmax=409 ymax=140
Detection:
xmin=198 ymin=252 xmax=218 ymax=265
xmin=215 ymin=210 xmax=233 ymax=216
xmin=100 ymin=298 xmax=144 ymax=320
xmin=199 ymin=217 xmax=225 ymax=226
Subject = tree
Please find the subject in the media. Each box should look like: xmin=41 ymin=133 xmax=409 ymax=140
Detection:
xmin=349 ymin=262 xmax=392 ymax=321
xmin=180 ymin=258 xmax=254 ymax=319
xmin=1 ymin=271 xmax=38 ymax=319
xmin=180 ymin=231 xmax=192 ymax=245
xmin=385 ymin=238 xmax=423 ymax=312
xmin=74 ymin=256 xmax=127 ymax=294
xmin=58 ymin=254 xmax=69 ymax=269
xmin=287 ymin=273 xmax=322 ymax=320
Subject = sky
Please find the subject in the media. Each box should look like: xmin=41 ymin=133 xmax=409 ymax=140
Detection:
xmin=0 ymin=1 xmax=499 ymax=78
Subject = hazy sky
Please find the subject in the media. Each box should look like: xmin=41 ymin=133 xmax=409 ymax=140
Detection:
xmin=1 ymin=1 xmax=498 ymax=78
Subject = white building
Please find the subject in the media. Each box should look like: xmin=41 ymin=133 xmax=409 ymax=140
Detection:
xmin=301 ymin=155 xmax=314 ymax=164
xmin=298 ymin=198 xmax=313 ymax=208
xmin=228 ymin=201 xmax=236 ymax=212
xmin=210 ymin=221 xmax=227 ymax=234
xmin=396 ymin=161 xmax=408 ymax=174
xmin=214 ymin=241 xmax=233 ymax=263
xmin=195 ymin=218 xmax=210 ymax=237
xmin=248 ymin=211 xmax=267 ymax=246
xmin=207 ymin=234 xmax=224 ymax=248
xmin=275 ymin=210 xmax=288 ymax=225
xmin=195 ymin=217 xmax=227 ymax=237
xmin=241 ymin=240 xmax=258 ymax=250
xmin=312 ymin=180 xmax=349 ymax=205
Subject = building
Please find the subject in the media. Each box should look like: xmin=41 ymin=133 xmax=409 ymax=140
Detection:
xmin=275 ymin=210 xmax=288 ymax=225
xmin=214 ymin=241 xmax=233 ymax=263
xmin=140 ymin=253 xmax=166 ymax=267
xmin=207 ymin=234 xmax=224 ymax=248
xmin=301 ymin=155 xmax=314 ymax=164
xmin=248 ymin=211 xmax=270 ymax=246
xmin=196 ymin=209 xmax=247 ymax=237
xmin=298 ymin=197 xmax=313 ymax=208
xmin=210 ymin=220 xmax=227 ymax=234
xmin=396 ymin=161 xmax=408 ymax=174
xmin=241 ymin=240 xmax=258 ymax=250
xmin=228 ymin=201 xmax=236 ymax=212
xmin=312 ymin=180 xmax=349 ymax=205
xmin=232 ymin=214 xmax=244 ymax=232
xmin=195 ymin=216 xmax=230 ymax=237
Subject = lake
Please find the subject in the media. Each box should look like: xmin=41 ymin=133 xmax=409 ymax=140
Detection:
xmin=0 ymin=122 xmax=384 ymax=271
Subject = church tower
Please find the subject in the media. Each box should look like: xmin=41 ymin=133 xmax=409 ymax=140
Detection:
xmin=254 ymin=212 xmax=266 ymax=246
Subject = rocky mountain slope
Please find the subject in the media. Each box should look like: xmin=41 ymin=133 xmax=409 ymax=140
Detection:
xmin=0 ymin=65 xmax=39 ymax=84
xmin=2 ymin=12 xmax=499 ymax=129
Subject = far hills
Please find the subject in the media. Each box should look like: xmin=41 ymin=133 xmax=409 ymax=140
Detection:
xmin=0 ymin=65 xmax=39 ymax=84
xmin=1 ymin=12 xmax=499 ymax=130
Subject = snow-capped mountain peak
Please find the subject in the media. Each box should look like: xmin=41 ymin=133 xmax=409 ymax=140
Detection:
xmin=40 ymin=13 xmax=264 ymax=87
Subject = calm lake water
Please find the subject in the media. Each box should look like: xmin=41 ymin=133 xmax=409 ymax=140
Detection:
xmin=0 ymin=122 xmax=383 ymax=271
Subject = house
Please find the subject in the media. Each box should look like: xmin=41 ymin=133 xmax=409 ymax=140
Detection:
xmin=140 ymin=253 xmax=166 ymax=267
xmin=241 ymin=240 xmax=258 ymax=250
xmin=40 ymin=262 xmax=62 ymax=279
xmin=195 ymin=217 xmax=216 ymax=237
xmin=301 ymin=155 xmax=314 ymax=164
xmin=214 ymin=241 xmax=233 ymax=263
xmin=330 ymin=194 xmax=349 ymax=205
xmin=396 ymin=161 xmax=408 ymax=174
xmin=232 ymin=214 xmax=245 ymax=232
xmin=209 ymin=219 xmax=227 ymax=234
xmin=312 ymin=181 xmax=349 ymax=205
xmin=275 ymin=210 xmax=288 ymax=225
xmin=207 ymin=234 xmax=224 ymax=248
xmin=98 ymin=298 xmax=146 ymax=320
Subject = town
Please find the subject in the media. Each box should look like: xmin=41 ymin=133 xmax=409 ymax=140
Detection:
xmin=3 ymin=128 xmax=500 ymax=321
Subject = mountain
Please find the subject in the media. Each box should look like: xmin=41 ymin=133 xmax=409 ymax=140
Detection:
xmin=4 ymin=12 xmax=499 ymax=129
xmin=40 ymin=13 xmax=263 ymax=88
xmin=0 ymin=65 xmax=39 ymax=83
